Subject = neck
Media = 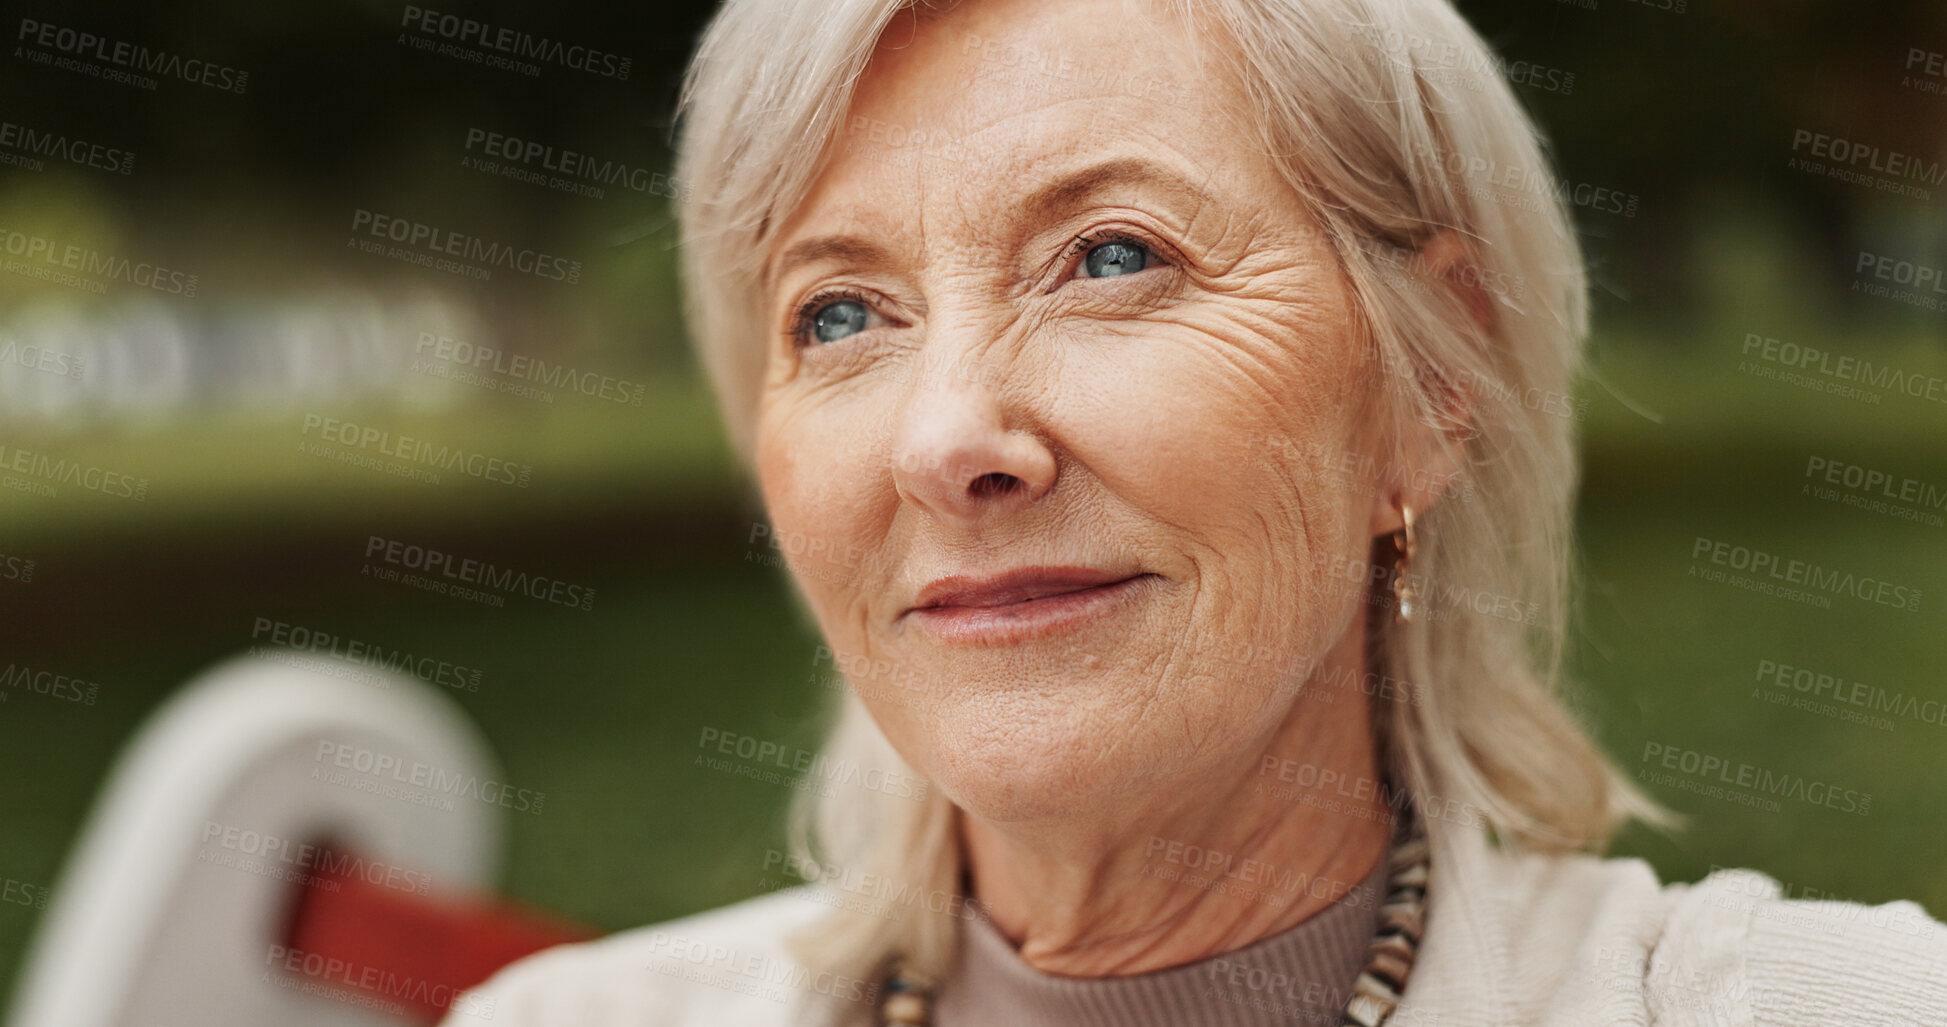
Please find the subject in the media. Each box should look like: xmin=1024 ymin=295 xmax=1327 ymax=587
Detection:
xmin=958 ymin=626 xmax=1394 ymax=977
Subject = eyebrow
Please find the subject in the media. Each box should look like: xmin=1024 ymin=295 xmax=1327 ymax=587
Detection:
xmin=768 ymin=235 xmax=896 ymax=294
xmin=1018 ymin=156 xmax=1216 ymax=224
xmin=766 ymin=157 xmax=1215 ymax=289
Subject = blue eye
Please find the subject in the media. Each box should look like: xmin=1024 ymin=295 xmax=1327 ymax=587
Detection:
xmin=809 ymin=299 xmax=870 ymax=343
xmin=1082 ymin=240 xmax=1149 ymax=278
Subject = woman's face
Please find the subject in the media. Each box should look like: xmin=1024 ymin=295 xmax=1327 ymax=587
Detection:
xmin=755 ymin=0 xmax=1397 ymax=824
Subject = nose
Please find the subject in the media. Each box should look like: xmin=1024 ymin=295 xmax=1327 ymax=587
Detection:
xmin=890 ymin=365 xmax=1056 ymax=527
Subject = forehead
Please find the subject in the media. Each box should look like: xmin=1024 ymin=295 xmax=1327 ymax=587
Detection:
xmin=770 ymin=0 xmax=1251 ymax=274
xmin=856 ymin=0 xmax=1204 ymax=139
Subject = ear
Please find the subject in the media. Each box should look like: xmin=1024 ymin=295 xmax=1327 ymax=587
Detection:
xmin=1365 ymin=420 xmax=1468 ymax=538
xmin=1416 ymin=230 xmax=1497 ymax=337
xmin=1366 ymin=230 xmax=1485 ymax=539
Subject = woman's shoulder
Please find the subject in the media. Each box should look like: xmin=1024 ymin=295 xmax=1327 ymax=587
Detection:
xmin=1670 ymin=866 xmax=1947 ymax=1024
xmin=1411 ymin=827 xmax=1947 ymax=1025
xmin=438 ymin=885 xmax=842 ymax=1027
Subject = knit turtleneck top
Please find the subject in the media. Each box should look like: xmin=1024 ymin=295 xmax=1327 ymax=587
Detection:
xmin=932 ymin=852 xmax=1388 ymax=1027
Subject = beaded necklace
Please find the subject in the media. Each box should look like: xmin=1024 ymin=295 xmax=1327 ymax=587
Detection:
xmin=878 ymin=812 xmax=1431 ymax=1026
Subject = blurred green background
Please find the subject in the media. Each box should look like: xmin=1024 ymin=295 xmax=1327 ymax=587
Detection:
xmin=3 ymin=0 xmax=1946 ymax=1012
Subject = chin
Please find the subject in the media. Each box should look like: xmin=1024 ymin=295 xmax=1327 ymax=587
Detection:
xmin=916 ymin=694 xmax=1169 ymax=825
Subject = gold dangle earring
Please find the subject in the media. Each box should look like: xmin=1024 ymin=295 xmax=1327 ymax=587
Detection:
xmin=1392 ymin=503 xmax=1418 ymax=623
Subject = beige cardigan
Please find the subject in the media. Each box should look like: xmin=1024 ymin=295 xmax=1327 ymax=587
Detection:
xmin=439 ymin=823 xmax=1947 ymax=1025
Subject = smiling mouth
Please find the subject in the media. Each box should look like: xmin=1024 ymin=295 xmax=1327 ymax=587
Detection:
xmin=902 ymin=570 xmax=1159 ymax=646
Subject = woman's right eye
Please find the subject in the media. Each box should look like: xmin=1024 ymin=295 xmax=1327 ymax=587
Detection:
xmin=800 ymin=296 xmax=874 ymax=345
xmin=813 ymin=300 xmax=869 ymax=342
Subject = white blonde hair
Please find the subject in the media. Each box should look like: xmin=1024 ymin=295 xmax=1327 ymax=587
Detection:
xmin=672 ymin=0 xmax=1670 ymax=1019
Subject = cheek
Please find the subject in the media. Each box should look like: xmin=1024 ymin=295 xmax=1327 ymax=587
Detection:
xmin=755 ymin=397 xmax=894 ymax=621
xmin=1052 ymin=310 xmax=1374 ymax=664
xmin=1062 ymin=320 xmax=1365 ymax=547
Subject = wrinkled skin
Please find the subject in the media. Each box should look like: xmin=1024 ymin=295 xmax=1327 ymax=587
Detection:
xmin=755 ymin=0 xmax=1458 ymax=975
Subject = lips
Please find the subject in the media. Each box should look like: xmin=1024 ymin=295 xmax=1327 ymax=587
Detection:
xmin=909 ymin=566 xmax=1142 ymax=612
xmin=902 ymin=566 xmax=1157 ymax=646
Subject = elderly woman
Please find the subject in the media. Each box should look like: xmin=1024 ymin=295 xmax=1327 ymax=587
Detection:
xmin=446 ymin=0 xmax=1947 ymax=1024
